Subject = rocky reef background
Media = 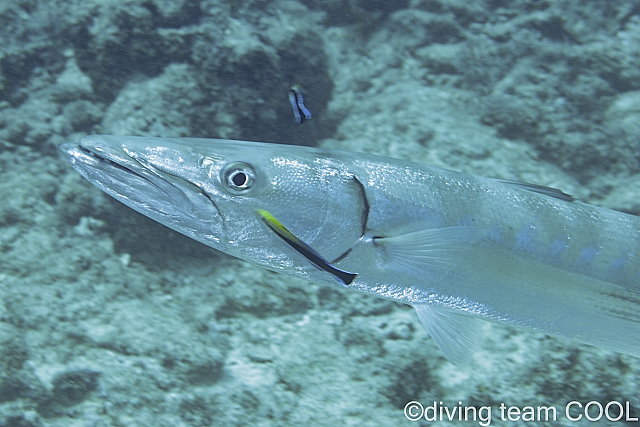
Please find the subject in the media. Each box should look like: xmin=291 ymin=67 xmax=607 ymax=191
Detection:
xmin=1 ymin=0 xmax=640 ymax=425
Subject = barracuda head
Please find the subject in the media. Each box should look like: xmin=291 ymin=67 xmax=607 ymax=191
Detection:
xmin=58 ymin=135 xmax=367 ymax=284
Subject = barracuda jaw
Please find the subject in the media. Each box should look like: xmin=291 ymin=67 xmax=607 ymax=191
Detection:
xmin=58 ymin=136 xmax=224 ymax=248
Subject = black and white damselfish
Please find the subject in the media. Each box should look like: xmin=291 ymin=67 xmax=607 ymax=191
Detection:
xmin=288 ymin=84 xmax=312 ymax=124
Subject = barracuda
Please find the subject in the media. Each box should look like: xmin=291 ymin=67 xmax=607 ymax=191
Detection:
xmin=59 ymin=135 xmax=640 ymax=365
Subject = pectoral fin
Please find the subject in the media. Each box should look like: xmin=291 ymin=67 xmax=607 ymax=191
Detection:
xmin=373 ymin=226 xmax=484 ymax=278
xmin=414 ymin=304 xmax=481 ymax=366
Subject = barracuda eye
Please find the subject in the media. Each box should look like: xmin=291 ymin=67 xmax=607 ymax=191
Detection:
xmin=221 ymin=162 xmax=256 ymax=195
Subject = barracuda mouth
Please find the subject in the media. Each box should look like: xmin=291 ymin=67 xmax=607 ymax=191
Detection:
xmin=58 ymin=139 xmax=222 ymax=237
xmin=78 ymin=144 xmax=139 ymax=175
xmin=60 ymin=141 xmax=182 ymax=208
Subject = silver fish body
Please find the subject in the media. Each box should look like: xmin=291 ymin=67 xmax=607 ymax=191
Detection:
xmin=59 ymin=135 xmax=640 ymax=364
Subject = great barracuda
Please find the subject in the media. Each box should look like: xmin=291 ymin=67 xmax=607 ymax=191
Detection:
xmin=58 ymin=135 xmax=640 ymax=365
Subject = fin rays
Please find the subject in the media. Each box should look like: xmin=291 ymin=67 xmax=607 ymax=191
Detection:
xmin=414 ymin=304 xmax=481 ymax=366
xmin=373 ymin=226 xmax=485 ymax=278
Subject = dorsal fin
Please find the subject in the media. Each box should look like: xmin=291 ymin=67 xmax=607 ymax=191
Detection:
xmin=500 ymin=180 xmax=575 ymax=202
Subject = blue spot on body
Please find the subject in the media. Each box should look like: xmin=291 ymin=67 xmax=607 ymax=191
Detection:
xmin=488 ymin=226 xmax=502 ymax=243
xmin=549 ymin=238 xmax=567 ymax=258
xmin=515 ymin=227 xmax=535 ymax=252
xmin=578 ymin=246 xmax=598 ymax=265
xmin=605 ymin=252 xmax=634 ymax=284
xmin=609 ymin=256 xmax=628 ymax=271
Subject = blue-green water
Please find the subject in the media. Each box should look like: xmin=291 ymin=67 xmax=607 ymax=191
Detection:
xmin=1 ymin=1 xmax=639 ymax=425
